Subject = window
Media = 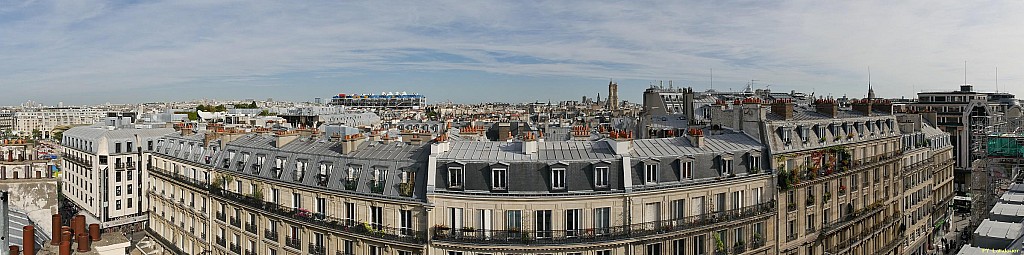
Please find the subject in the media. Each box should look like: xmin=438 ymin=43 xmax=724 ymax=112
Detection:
xmin=505 ymin=210 xmax=522 ymax=232
xmin=291 ymin=193 xmax=301 ymax=209
xmin=551 ymin=168 xmax=566 ymax=190
xmin=565 ymin=209 xmax=580 ymax=237
xmin=597 ymin=251 xmax=612 ymax=255
xmin=646 ymin=243 xmax=662 ymax=255
xmin=115 ymin=200 xmax=122 ymax=210
xmin=371 ymin=206 xmax=383 ymax=230
xmin=448 ymin=207 xmax=464 ymax=231
xmin=127 ymin=198 xmax=133 ymax=208
xmin=491 ymin=168 xmax=507 ymax=190
xmin=535 ymin=210 xmax=552 ymax=239
xmin=781 ymin=127 xmax=791 ymax=144
xmin=680 ymin=160 xmax=693 ymax=179
xmin=721 ymin=158 xmax=732 ymax=175
xmin=345 ymin=202 xmax=356 ymax=224
xmin=270 ymin=188 xmax=279 ymax=203
xmin=645 ymin=163 xmax=658 ymax=184
xmin=476 ymin=209 xmax=491 ymax=235
xmin=693 ymin=235 xmax=706 ymax=255
xmin=115 ymin=186 xmax=122 ymax=196
xmin=594 ymin=166 xmax=609 ymax=187
xmin=749 ymin=154 xmax=760 ymax=170
xmin=448 ymin=167 xmax=463 ymax=189
xmin=673 ymin=239 xmax=686 ymax=255
xmin=116 ymin=171 xmax=122 ymax=182
xmin=594 ymin=207 xmax=610 ymax=235
xmin=127 ymin=170 xmax=133 ymax=181
xmin=316 ymin=197 xmax=326 ymax=215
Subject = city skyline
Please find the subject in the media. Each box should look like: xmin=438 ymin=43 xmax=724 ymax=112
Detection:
xmin=2 ymin=1 xmax=1023 ymax=106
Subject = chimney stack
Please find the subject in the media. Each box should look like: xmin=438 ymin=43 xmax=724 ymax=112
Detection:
xmin=852 ymin=99 xmax=874 ymax=116
xmin=9 ymin=245 xmax=18 ymax=255
xmin=23 ymin=225 xmax=34 ymax=255
xmin=770 ymin=99 xmax=794 ymax=120
xmin=687 ymin=128 xmax=705 ymax=147
xmin=814 ymin=99 xmax=839 ymax=118
xmin=51 ymin=214 xmax=61 ymax=245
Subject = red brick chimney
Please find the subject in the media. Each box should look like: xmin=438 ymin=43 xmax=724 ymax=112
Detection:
xmin=770 ymin=99 xmax=794 ymax=120
xmin=814 ymin=99 xmax=839 ymax=118
xmin=852 ymin=99 xmax=873 ymax=116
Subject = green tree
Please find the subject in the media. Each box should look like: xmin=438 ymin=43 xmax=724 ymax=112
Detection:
xmin=31 ymin=129 xmax=41 ymax=140
xmin=214 ymin=105 xmax=227 ymax=112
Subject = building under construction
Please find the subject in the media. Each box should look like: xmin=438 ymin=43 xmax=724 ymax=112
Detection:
xmin=969 ymin=115 xmax=1024 ymax=231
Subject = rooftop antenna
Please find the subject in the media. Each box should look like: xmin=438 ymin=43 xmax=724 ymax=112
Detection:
xmin=964 ymin=61 xmax=968 ymax=85
xmin=996 ymin=66 xmax=999 ymax=92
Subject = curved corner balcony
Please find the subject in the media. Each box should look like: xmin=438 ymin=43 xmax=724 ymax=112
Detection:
xmin=432 ymin=200 xmax=775 ymax=246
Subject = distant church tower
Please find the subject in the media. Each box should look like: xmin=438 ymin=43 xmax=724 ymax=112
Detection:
xmin=866 ymin=67 xmax=876 ymax=99
xmin=607 ymin=80 xmax=619 ymax=111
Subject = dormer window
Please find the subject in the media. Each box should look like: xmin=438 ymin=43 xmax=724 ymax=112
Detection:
xmin=447 ymin=167 xmax=464 ymax=189
xmin=680 ymin=160 xmax=693 ymax=180
xmin=491 ymin=168 xmax=507 ymax=191
xmin=798 ymin=126 xmax=809 ymax=143
xmin=317 ymin=163 xmax=330 ymax=186
xmin=594 ymin=166 xmax=609 ymax=188
xmin=256 ymin=155 xmax=265 ymax=168
xmin=551 ymin=168 xmax=566 ymax=190
xmin=815 ymin=125 xmax=826 ymax=142
xmin=294 ymin=160 xmax=307 ymax=181
xmin=749 ymin=154 xmax=760 ymax=170
xmin=644 ymin=164 xmax=658 ymax=184
xmin=780 ymin=127 xmax=792 ymax=144
xmin=721 ymin=157 xmax=733 ymax=175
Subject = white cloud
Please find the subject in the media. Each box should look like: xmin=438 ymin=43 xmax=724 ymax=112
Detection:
xmin=0 ymin=0 xmax=1022 ymax=104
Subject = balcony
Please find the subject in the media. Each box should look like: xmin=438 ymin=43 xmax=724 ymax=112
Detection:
xmin=230 ymin=217 xmax=241 ymax=227
xmin=370 ymin=180 xmax=385 ymax=194
xmin=433 ymin=200 xmax=776 ymax=245
xmin=337 ymin=252 xmax=356 ymax=255
xmin=787 ymin=202 xmax=797 ymax=212
xmin=149 ymin=165 xmax=210 ymax=190
xmin=216 ymin=212 xmax=225 ymax=222
xmin=265 ymin=230 xmax=278 ymax=242
xmin=786 ymin=232 xmax=798 ymax=242
xmin=781 ymin=150 xmax=902 ymax=189
xmin=63 ymin=155 xmax=92 ymax=168
xmin=245 ymin=250 xmax=257 ymax=255
xmin=114 ymin=163 xmax=126 ymax=170
xmin=284 ymin=236 xmax=302 ymax=250
xmin=825 ymin=213 xmax=900 ymax=254
xmin=245 ymin=223 xmax=258 ymax=234
xmin=230 ymin=243 xmax=241 ymax=253
xmin=806 ymin=225 xmax=816 ymax=234
xmin=819 ymin=201 xmax=886 ymax=236
xmin=211 ymin=188 xmax=428 ymax=244
xmin=309 ymin=244 xmax=326 ymax=255
xmin=215 ymin=236 xmax=225 ymax=247
xmin=343 ymin=178 xmax=358 ymax=191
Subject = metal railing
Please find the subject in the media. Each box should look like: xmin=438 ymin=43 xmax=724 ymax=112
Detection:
xmin=309 ymin=244 xmax=326 ymax=255
xmin=284 ymin=236 xmax=302 ymax=250
xmin=265 ymin=230 xmax=278 ymax=242
xmin=211 ymin=188 xmax=428 ymax=244
xmin=245 ymin=223 xmax=258 ymax=234
xmin=433 ymin=200 xmax=776 ymax=245
xmin=786 ymin=232 xmax=798 ymax=242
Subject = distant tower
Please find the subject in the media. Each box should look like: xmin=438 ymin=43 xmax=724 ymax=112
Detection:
xmin=866 ymin=67 xmax=876 ymax=99
xmin=607 ymin=80 xmax=619 ymax=111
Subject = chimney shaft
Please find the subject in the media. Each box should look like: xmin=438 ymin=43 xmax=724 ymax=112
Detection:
xmin=89 ymin=224 xmax=101 ymax=241
xmin=76 ymin=233 xmax=90 ymax=252
xmin=51 ymin=214 xmax=61 ymax=245
xmin=9 ymin=245 xmax=18 ymax=255
xmin=23 ymin=225 xmax=34 ymax=255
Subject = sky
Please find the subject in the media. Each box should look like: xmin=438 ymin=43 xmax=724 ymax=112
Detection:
xmin=1 ymin=0 xmax=1023 ymax=106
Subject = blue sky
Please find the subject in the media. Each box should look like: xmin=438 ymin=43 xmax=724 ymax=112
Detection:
xmin=1 ymin=0 xmax=1023 ymax=105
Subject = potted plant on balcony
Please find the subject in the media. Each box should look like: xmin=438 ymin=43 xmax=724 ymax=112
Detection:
xmin=583 ymin=228 xmax=596 ymax=239
xmin=839 ymin=185 xmax=847 ymax=195
xmin=714 ymin=232 xmax=725 ymax=253
xmin=460 ymin=226 xmax=476 ymax=233
xmin=294 ymin=208 xmax=312 ymax=219
xmin=399 ymin=182 xmax=414 ymax=197
xmin=433 ymin=224 xmax=450 ymax=237
xmin=734 ymin=240 xmax=745 ymax=251
xmin=819 ymin=136 xmax=827 ymax=143
xmin=806 ymin=194 xmax=815 ymax=205
xmin=823 ymin=191 xmax=831 ymax=203
xmin=753 ymin=232 xmax=763 ymax=246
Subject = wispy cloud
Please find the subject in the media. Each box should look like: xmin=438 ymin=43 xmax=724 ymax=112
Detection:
xmin=1 ymin=0 xmax=1022 ymax=105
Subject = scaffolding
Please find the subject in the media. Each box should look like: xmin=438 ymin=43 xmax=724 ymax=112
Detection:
xmin=970 ymin=116 xmax=1024 ymax=228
